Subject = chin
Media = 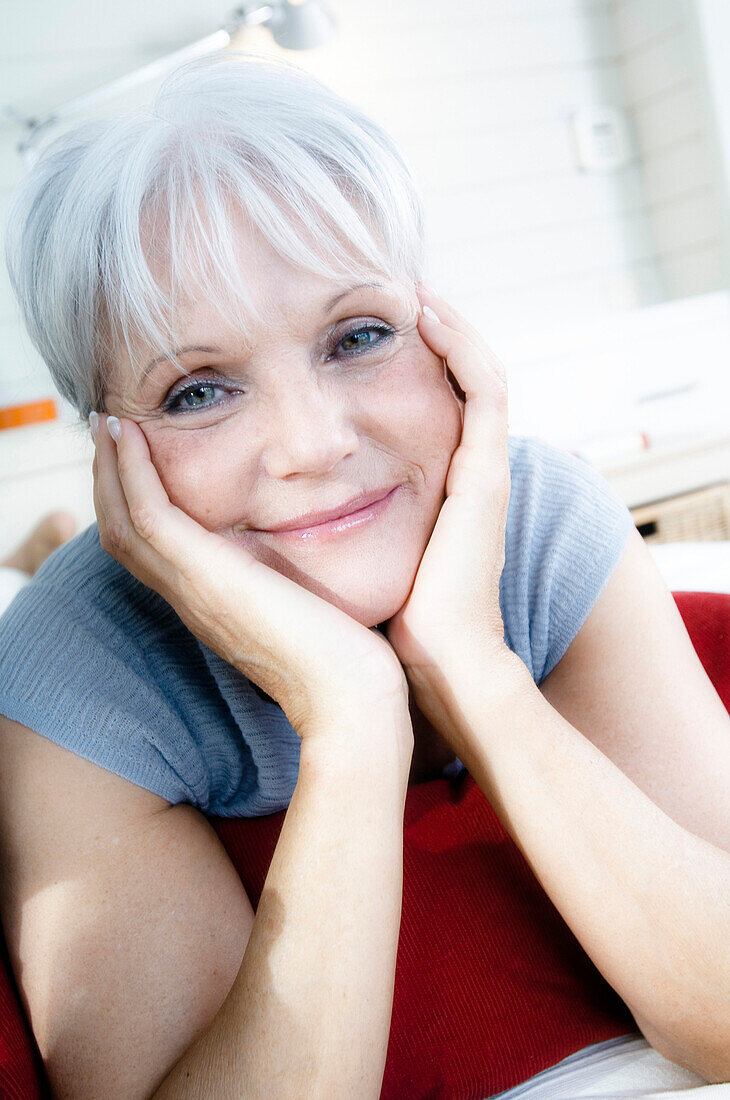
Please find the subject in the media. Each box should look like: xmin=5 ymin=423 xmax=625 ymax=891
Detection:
xmin=251 ymin=546 xmax=413 ymax=628
xmin=300 ymin=572 xmax=412 ymax=630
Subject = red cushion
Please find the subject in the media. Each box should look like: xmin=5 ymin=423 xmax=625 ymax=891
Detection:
xmin=2 ymin=591 xmax=729 ymax=1098
xmin=672 ymin=591 xmax=730 ymax=712
xmin=0 ymin=922 xmax=48 ymax=1099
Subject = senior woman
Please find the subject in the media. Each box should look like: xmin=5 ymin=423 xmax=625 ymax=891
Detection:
xmin=1 ymin=52 xmax=729 ymax=1100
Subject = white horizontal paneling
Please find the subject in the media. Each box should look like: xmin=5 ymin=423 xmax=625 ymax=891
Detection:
xmin=661 ymin=242 xmax=728 ymax=300
xmin=318 ymin=7 xmax=617 ymax=81
xmin=629 ymin=81 xmax=702 ymax=157
xmin=612 ymin=0 xmax=684 ymax=53
xmin=649 ymin=190 xmax=721 ymax=254
xmin=405 ymin=121 xmax=576 ymax=191
xmin=428 ymin=206 xmax=657 ymax=292
xmin=3 ymin=0 xmax=614 ymax=60
xmin=0 ymin=46 xmax=173 ymax=120
xmin=338 ymin=65 xmax=627 ymax=141
xmin=423 ymin=166 xmax=648 ymax=238
xmin=613 ymin=0 xmax=726 ymax=306
xmin=618 ymin=24 xmax=692 ymax=105
xmin=641 ymin=134 xmax=714 ymax=205
xmin=1 ymin=3 xmax=618 ymax=115
xmin=4 ymin=0 xmax=219 ymax=60
xmin=454 ymin=257 xmax=665 ymax=337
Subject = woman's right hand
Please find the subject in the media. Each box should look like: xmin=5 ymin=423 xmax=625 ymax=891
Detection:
xmin=91 ymin=413 xmax=411 ymax=743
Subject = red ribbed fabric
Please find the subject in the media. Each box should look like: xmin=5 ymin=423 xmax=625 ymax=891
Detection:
xmin=210 ymin=772 xmax=635 ymax=1099
xmin=0 ymin=924 xmax=48 ymax=1099
xmin=1 ymin=591 xmax=727 ymax=1098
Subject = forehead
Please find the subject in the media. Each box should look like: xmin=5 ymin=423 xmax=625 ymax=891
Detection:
xmin=140 ymin=198 xmax=388 ymax=338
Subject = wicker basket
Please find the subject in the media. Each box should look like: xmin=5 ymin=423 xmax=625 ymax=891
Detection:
xmin=631 ymin=482 xmax=730 ymax=544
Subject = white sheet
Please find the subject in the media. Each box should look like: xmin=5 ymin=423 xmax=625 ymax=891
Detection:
xmin=488 ymin=1034 xmax=730 ymax=1098
xmin=646 ymin=540 xmax=730 ymax=595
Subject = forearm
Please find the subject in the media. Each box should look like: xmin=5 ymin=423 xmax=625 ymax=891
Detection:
xmin=453 ymin=656 xmax=730 ymax=1083
xmin=152 ymin=709 xmax=412 ymax=1100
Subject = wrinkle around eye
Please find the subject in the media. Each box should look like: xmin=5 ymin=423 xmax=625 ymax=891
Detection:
xmin=157 ymin=364 xmax=247 ymax=414
xmin=165 ymin=380 xmax=230 ymax=414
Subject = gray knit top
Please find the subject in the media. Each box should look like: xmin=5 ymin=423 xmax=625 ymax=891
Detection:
xmin=0 ymin=434 xmax=636 ymax=817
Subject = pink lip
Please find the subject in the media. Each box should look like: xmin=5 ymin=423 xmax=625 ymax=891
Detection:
xmin=256 ymin=486 xmax=398 ymax=532
xmin=255 ymin=486 xmax=400 ymax=543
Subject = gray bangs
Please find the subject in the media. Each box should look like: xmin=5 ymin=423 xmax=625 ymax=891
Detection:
xmin=3 ymin=51 xmax=426 ymax=420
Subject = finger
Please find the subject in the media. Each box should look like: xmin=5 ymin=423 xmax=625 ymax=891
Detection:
xmin=417 ymin=310 xmax=511 ymax=560
xmin=417 ymin=288 xmax=507 ymax=396
xmin=94 ymin=414 xmax=137 ymax=552
xmin=93 ymin=415 xmax=175 ymax=585
xmin=416 ymin=284 xmax=489 ymax=355
xmin=111 ymin=417 xmax=258 ymax=583
xmin=418 ymin=315 xmax=508 ymax=451
xmin=110 ymin=417 xmax=198 ymax=558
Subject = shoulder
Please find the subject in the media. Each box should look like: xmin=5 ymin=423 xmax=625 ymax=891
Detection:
xmin=0 ymin=524 xmax=215 ymax=808
xmin=506 ymin=433 xmax=627 ymax=515
xmin=19 ymin=522 xmax=176 ymax=627
xmin=502 ymin=434 xmax=636 ymax=684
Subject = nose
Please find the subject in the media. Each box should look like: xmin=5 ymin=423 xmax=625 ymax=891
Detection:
xmin=260 ymin=370 xmax=359 ymax=478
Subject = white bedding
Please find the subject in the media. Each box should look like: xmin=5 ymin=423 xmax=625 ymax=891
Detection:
xmin=646 ymin=540 xmax=730 ymax=595
xmin=488 ymin=1034 xmax=730 ymax=1098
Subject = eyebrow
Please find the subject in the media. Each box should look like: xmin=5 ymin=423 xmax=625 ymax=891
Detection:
xmin=325 ymin=281 xmax=384 ymax=311
xmin=141 ymin=282 xmax=386 ymax=380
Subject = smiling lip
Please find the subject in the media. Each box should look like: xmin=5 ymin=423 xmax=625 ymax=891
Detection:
xmin=254 ymin=487 xmax=398 ymax=533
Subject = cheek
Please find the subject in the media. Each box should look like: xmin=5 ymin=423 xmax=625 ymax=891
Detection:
xmin=141 ymin=423 xmax=252 ymax=531
xmin=380 ymin=351 xmax=463 ymax=475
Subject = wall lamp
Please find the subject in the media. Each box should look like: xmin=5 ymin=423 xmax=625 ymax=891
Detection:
xmin=5 ymin=0 xmax=336 ymax=168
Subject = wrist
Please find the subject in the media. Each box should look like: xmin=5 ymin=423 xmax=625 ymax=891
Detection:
xmin=405 ymin=645 xmax=534 ymax=767
xmin=409 ymin=642 xmax=530 ymax=715
xmin=299 ymin=699 xmax=414 ymax=781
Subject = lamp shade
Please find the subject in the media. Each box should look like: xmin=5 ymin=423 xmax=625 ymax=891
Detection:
xmin=269 ymin=0 xmax=336 ymax=49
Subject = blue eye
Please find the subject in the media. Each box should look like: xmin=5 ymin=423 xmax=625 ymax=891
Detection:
xmin=164 ymin=380 xmax=229 ymax=414
xmin=338 ymin=323 xmax=393 ymax=355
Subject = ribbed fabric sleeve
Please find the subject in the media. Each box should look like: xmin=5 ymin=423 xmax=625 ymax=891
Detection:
xmin=502 ymin=434 xmax=636 ymax=684
xmin=0 ymin=434 xmax=636 ymax=816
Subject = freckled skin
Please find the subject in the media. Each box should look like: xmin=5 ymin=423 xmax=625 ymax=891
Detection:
xmin=105 ymin=221 xmax=464 ymax=776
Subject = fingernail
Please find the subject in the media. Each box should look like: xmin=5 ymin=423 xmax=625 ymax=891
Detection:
xmin=89 ymin=411 xmax=99 ymax=440
xmin=422 ymin=305 xmax=440 ymax=323
xmin=106 ymin=415 xmax=122 ymax=443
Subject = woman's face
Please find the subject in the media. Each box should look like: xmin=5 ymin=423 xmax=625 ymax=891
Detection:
xmin=105 ymin=224 xmax=464 ymax=627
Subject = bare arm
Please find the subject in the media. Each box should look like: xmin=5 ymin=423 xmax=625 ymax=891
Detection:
xmin=0 ymin=702 xmax=412 ymax=1100
xmin=429 ymin=650 xmax=730 ymax=1083
xmin=2 ymin=411 xmax=416 ymax=1097
xmin=154 ymin=709 xmax=412 ymax=1100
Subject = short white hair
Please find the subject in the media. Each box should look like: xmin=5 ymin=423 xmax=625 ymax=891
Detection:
xmin=3 ymin=52 xmax=427 ymax=420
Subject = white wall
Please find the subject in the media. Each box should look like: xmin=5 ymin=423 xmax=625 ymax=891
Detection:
xmin=613 ymin=0 xmax=730 ymax=301
xmin=0 ymin=0 xmax=665 ymax=411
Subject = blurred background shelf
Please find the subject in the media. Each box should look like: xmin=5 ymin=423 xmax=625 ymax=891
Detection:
xmin=629 ymin=481 xmax=730 ymax=542
xmin=596 ymin=431 xmax=730 ymax=511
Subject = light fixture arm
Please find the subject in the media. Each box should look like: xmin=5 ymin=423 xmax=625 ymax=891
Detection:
xmin=4 ymin=1 xmax=295 ymax=168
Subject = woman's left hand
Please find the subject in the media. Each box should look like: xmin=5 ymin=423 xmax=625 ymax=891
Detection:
xmin=383 ymin=286 xmax=520 ymax=740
